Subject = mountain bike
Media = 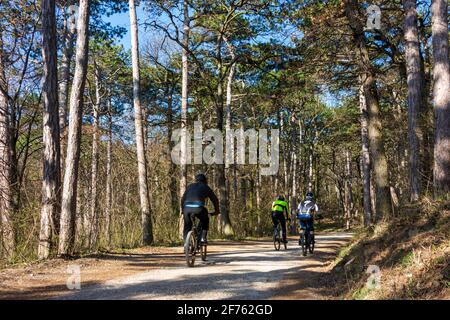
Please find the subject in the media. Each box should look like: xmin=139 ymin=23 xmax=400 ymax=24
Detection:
xmin=297 ymin=215 xmax=315 ymax=256
xmin=299 ymin=227 xmax=314 ymax=256
xmin=273 ymin=219 xmax=288 ymax=251
xmin=184 ymin=212 xmax=215 ymax=267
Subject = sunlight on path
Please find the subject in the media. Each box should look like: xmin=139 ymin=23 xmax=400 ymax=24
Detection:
xmin=58 ymin=232 xmax=352 ymax=300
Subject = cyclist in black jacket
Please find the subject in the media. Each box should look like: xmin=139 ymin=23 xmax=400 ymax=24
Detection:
xmin=181 ymin=173 xmax=220 ymax=244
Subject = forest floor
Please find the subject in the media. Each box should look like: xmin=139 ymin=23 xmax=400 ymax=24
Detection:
xmin=327 ymin=202 xmax=450 ymax=299
xmin=0 ymin=232 xmax=352 ymax=300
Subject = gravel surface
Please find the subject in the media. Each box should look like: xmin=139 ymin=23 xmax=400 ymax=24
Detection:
xmin=57 ymin=232 xmax=352 ymax=300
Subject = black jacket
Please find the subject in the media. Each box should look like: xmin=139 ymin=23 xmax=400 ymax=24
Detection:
xmin=181 ymin=182 xmax=220 ymax=213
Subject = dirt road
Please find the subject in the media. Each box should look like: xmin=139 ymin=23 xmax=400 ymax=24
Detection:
xmin=52 ymin=232 xmax=352 ymax=300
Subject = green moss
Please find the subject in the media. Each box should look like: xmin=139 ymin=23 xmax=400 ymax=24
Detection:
xmin=337 ymin=245 xmax=352 ymax=259
xmin=352 ymin=286 xmax=373 ymax=300
xmin=400 ymin=251 xmax=414 ymax=268
xmin=331 ymin=229 xmax=368 ymax=268
xmin=434 ymin=255 xmax=446 ymax=265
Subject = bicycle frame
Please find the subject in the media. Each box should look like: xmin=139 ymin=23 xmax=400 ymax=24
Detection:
xmin=297 ymin=217 xmax=314 ymax=256
xmin=184 ymin=212 xmax=210 ymax=267
xmin=190 ymin=214 xmax=203 ymax=249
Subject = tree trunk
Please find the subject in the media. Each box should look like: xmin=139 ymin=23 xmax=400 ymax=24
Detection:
xmin=105 ymin=96 xmax=112 ymax=248
xmin=417 ymin=19 xmax=434 ymax=194
xmin=129 ymin=0 xmax=153 ymax=245
xmin=344 ymin=149 xmax=353 ymax=230
xmin=225 ymin=83 xmax=234 ymax=165
xmin=240 ymin=174 xmax=247 ymax=211
xmin=291 ymin=151 xmax=297 ymax=210
xmin=344 ymin=0 xmax=392 ymax=221
xmin=359 ymin=84 xmax=372 ymax=226
xmin=39 ymin=0 xmax=61 ymax=260
xmin=58 ymin=0 xmax=90 ymax=256
xmin=274 ymin=111 xmax=281 ymax=193
xmin=364 ymin=78 xmax=392 ymax=221
xmin=59 ymin=3 xmax=76 ymax=130
xmin=178 ymin=0 xmax=190 ymax=239
xmin=224 ymin=42 xmax=236 ymax=223
xmin=0 ymin=37 xmax=14 ymax=259
xmin=308 ymin=151 xmax=313 ymax=192
xmin=216 ymin=75 xmax=233 ymax=236
xmin=280 ymin=114 xmax=288 ymax=192
xmin=390 ymin=186 xmax=400 ymax=215
xmin=233 ymin=160 xmax=238 ymax=200
xmin=403 ymin=0 xmax=423 ymax=201
xmin=255 ymin=168 xmax=261 ymax=232
xmin=225 ymin=38 xmax=235 ymax=169
xmin=431 ymin=0 xmax=450 ymax=197
xmin=167 ymin=88 xmax=178 ymax=216
xmin=88 ymin=64 xmax=100 ymax=250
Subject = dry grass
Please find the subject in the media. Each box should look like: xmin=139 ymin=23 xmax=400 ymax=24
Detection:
xmin=327 ymin=200 xmax=450 ymax=300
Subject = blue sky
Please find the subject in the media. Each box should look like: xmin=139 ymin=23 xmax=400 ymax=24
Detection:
xmin=103 ymin=5 xmax=146 ymax=51
xmin=102 ymin=5 xmax=342 ymax=108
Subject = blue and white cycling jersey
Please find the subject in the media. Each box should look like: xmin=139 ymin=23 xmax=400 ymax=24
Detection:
xmin=296 ymin=200 xmax=319 ymax=219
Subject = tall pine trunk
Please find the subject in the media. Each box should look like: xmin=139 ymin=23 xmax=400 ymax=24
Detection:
xmin=344 ymin=0 xmax=392 ymax=221
xmin=129 ymin=0 xmax=153 ymax=245
xmin=178 ymin=0 xmax=189 ymax=239
xmin=363 ymin=76 xmax=392 ymax=221
xmin=344 ymin=150 xmax=353 ymax=230
xmin=167 ymin=87 xmax=178 ymax=216
xmin=58 ymin=0 xmax=90 ymax=256
xmin=403 ymin=0 xmax=423 ymax=201
xmin=0 ymin=36 xmax=14 ymax=259
xmin=216 ymin=48 xmax=233 ymax=237
xmin=431 ymin=0 xmax=450 ymax=197
xmin=88 ymin=64 xmax=100 ymax=250
xmin=59 ymin=3 xmax=76 ymax=130
xmin=359 ymin=84 xmax=372 ymax=226
xmin=39 ymin=0 xmax=61 ymax=259
xmin=105 ymin=96 xmax=112 ymax=248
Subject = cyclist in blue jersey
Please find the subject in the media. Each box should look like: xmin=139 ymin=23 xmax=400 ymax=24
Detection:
xmin=296 ymin=192 xmax=319 ymax=245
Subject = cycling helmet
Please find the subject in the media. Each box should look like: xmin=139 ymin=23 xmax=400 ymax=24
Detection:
xmin=277 ymin=195 xmax=285 ymax=201
xmin=195 ymin=173 xmax=207 ymax=184
xmin=306 ymin=192 xmax=314 ymax=200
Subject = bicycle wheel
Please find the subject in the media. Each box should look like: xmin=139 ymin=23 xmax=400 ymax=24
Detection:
xmin=201 ymin=243 xmax=207 ymax=261
xmin=184 ymin=230 xmax=196 ymax=267
xmin=309 ymin=233 xmax=315 ymax=254
xmin=273 ymin=228 xmax=281 ymax=251
xmin=301 ymin=232 xmax=307 ymax=256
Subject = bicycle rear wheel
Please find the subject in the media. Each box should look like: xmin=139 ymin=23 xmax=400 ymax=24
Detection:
xmin=184 ymin=231 xmax=196 ymax=267
xmin=201 ymin=244 xmax=207 ymax=261
xmin=301 ymin=232 xmax=307 ymax=256
xmin=309 ymin=233 xmax=315 ymax=253
xmin=273 ymin=229 xmax=281 ymax=251
xmin=282 ymin=228 xmax=287 ymax=250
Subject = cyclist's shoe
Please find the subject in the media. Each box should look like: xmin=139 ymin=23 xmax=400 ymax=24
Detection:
xmin=200 ymin=230 xmax=208 ymax=244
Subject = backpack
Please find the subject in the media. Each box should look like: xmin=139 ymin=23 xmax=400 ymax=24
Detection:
xmin=297 ymin=200 xmax=316 ymax=219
